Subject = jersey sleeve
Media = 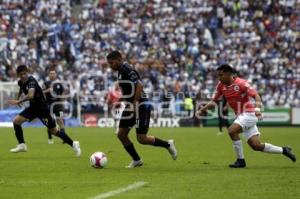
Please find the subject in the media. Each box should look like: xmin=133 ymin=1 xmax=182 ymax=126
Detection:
xmin=212 ymin=83 xmax=223 ymax=102
xmin=28 ymin=79 xmax=37 ymax=90
xmin=243 ymin=81 xmax=257 ymax=97
xmin=127 ymin=69 xmax=139 ymax=83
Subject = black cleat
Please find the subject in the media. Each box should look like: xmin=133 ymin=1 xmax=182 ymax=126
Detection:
xmin=283 ymin=147 xmax=296 ymax=162
xmin=229 ymin=159 xmax=246 ymax=168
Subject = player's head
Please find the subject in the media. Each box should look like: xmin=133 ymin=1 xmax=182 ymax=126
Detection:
xmin=48 ymin=67 xmax=57 ymax=81
xmin=216 ymin=64 xmax=235 ymax=85
xmin=106 ymin=50 xmax=123 ymax=71
xmin=16 ymin=65 xmax=29 ymax=83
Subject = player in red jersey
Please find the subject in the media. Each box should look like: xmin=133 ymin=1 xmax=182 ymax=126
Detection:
xmin=199 ymin=64 xmax=296 ymax=168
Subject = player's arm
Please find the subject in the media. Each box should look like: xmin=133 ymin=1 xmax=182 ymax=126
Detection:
xmin=132 ymin=81 xmax=143 ymax=111
xmin=42 ymin=83 xmax=50 ymax=94
xmin=16 ymin=88 xmax=22 ymax=100
xmin=199 ymin=84 xmax=222 ymax=115
xmin=253 ymin=93 xmax=263 ymax=120
xmin=198 ymin=101 xmax=217 ymax=115
xmin=8 ymin=88 xmax=35 ymax=106
xmin=246 ymin=82 xmax=262 ymax=119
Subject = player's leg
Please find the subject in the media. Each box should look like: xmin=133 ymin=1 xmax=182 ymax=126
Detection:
xmin=118 ymin=127 xmax=143 ymax=168
xmin=10 ymin=114 xmax=29 ymax=152
xmin=118 ymin=109 xmax=143 ymax=168
xmin=218 ymin=116 xmax=223 ymax=132
xmin=247 ymin=128 xmax=296 ymax=162
xmin=227 ymin=123 xmax=246 ymax=168
xmin=135 ymin=103 xmax=177 ymax=160
xmin=40 ymin=109 xmax=81 ymax=156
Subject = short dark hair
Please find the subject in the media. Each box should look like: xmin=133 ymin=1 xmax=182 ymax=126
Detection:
xmin=217 ymin=64 xmax=234 ymax=73
xmin=16 ymin=65 xmax=28 ymax=74
xmin=48 ymin=67 xmax=56 ymax=73
xmin=106 ymin=50 xmax=122 ymax=60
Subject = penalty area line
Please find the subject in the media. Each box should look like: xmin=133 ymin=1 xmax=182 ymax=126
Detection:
xmin=89 ymin=181 xmax=148 ymax=199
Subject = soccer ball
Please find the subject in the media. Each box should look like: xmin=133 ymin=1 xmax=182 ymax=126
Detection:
xmin=90 ymin=152 xmax=108 ymax=168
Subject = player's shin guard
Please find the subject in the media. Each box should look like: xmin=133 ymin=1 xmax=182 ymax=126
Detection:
xmin=124 ymin=143 xmax=141 ymax=161
xmin=263 ymin=143 xmax=283 ymax=154
xmin=153 ymin=137 xmax=169 ymax=148
xmin=13 ymin=123 xmax=25 ymax=144
xmin=54 ymin=130 xmax=73 ymax=146
xmin=233 ymin=140 xmax=244 ymax=159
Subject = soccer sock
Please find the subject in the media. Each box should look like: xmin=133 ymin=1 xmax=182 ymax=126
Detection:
xmin=54 ymin=130 xmax=73 ymax=146
xmin=47 ymin=129 xmax=52 ymax=139
xmin=153 ymin=137 xmax=170 ymax=149
xmin=124 ymin=143 xmax=140 ymax=161
xmin=263 ymin=143 xmax=283 ymax=154
xmin=13 ymin=123 xmax=25 ymax=144
xmin=233 ymin=140 xmax=244 ymax=159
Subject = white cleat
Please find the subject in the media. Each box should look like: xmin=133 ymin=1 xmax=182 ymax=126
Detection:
xmin=168 ymin=140 xmax=177 ymax=160
xmin=126 ymin=159 xmax=143 ymax=168
xmin=72 ymin=141 xmax=81 ymax=157
xmin=48 ymin=139 xmax=54 ymax=144
xmin=216 ymin=132 xmax=224 ymax=136
xmin=10 ymin=143 xmax=27 ymax=153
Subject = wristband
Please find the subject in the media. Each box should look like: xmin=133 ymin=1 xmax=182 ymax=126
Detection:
xmin=254 ymin=108 xmax=261 ymax=112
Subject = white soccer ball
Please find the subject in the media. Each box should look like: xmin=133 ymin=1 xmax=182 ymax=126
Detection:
xmin=90 ymin=152 xmax=108 ymax=168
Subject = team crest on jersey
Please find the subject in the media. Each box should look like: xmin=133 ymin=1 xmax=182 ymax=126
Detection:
xmin=234 ymin=85 xmax=240 ymax=91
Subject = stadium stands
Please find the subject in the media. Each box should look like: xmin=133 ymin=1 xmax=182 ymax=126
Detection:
xmin=0 ymin=0 xmax=299 ymax=109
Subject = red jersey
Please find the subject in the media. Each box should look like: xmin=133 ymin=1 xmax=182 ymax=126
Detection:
xmin=212 ymin=77 xmax=257 ymax=115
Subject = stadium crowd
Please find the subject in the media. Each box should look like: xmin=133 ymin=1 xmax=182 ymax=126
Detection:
xmin=0 ymin=0 xmax=299 ymax=111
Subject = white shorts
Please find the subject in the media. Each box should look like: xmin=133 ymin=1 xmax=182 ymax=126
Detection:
xmin=233 ymin=112 xmax=260 ymax=141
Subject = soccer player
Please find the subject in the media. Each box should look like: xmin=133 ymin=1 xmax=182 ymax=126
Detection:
xmin=8 ymin=65 xmax=81 ymax=156
xmin=199 ymin=64 xmax=296 ymax=168
xmin=217 ymin=97 xmax=230 ymax=135
xmin=106 ymin=50 xmax=177 ymax=168
xmin=43 ymin=68 xmax=66 ymax=144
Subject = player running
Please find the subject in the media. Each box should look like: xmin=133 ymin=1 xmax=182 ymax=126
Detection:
xmin=106 ymin=50 xmax=177 ymax=168
xmin=43 ymin=68 xmax=66 ymax=144
xmin=8 ymin=65 xmax=81 ymax=156
xmin=199 ymin=64 xmax=296 ymax=168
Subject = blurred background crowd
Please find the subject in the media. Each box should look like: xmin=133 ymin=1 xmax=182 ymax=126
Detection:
xmin=0 ymin=0 xmax=299 ymax=113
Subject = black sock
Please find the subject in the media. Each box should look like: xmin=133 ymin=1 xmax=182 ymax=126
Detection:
xmin=47 ymin=129 xmax=52 ymax=139
xmin=54 ymin=130 xmax=73 ymax=146
xmin=13 ymin=123 xmax=25 ymax=144
xmin=124 ymin=143 xmax=140 ymax=161
xmin=153 ymin=137 xmax=169 ymax=149
xmin=61 ymin=128 xmax=65 ymax=133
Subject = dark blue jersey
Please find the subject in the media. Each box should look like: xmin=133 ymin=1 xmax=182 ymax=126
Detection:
xmin=44 ymin=80 xmax=64 ymax=104
xmin=117 ymin=63 xmax=148 ymax=103
xmin=18 ymin=76 xmax=47 ymax=107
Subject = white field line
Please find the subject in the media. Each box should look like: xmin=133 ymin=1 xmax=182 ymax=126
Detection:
xmin=89 ymin=181 xmax=148 ymax=199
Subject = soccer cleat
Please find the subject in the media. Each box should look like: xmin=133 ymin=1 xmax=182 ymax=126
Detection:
xmin=283 ymin=147 xmax=296 ymax=162
xmin=167 ymin=140 xmax=177 ymax=160
xmin=72 ymin=141 xmax=81 ymax=157
xmin=48 ymin=139 xmax=54 ymax=144
xmin=217 ymin=132 xmax=224 ymax=136
xmin=10 ymin=143 xmax=27 ymax=153
xmin=126 ymin=159 xmax=143 ymax=168
xmin=229 ymin=159 xmax=246 ymax=168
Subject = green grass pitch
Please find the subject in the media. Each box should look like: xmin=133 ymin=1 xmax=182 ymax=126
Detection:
xmin=0 ymin=127 xmax=299 ymax=199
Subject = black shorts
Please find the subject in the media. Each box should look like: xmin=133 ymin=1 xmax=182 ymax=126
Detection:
xmin=49 ymin=102 xmax=64 ymax=118
xmin=19 ymin=106 xmax=56 ymax=129
xmin=119 ymin=102 xmax=152 ymax=134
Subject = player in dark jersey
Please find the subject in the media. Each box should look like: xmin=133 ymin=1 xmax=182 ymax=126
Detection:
xmin=217 ymin=97 xmax=230 ymax=135
xmin=106 ymin=51 xmax=177 ymax=168
xmin=43 ymin=68 xmax=66 ymax=144
xmin=8 ymin=65 xmax=81 ymax=156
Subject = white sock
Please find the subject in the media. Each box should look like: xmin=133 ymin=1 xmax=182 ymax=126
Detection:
xmin=233 ymin=140 xmax=244 ymax=159
xmin=263 ymin=143 xmax=283 ymax=154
